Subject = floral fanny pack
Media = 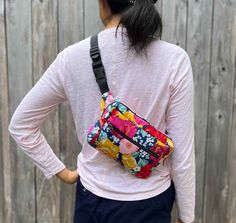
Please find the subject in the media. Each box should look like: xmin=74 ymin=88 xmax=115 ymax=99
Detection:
xmin=87 ymin=34 xmax=175 ymax=179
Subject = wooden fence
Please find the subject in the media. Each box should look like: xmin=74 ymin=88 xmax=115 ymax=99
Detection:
xmin=0 ymin=0 xmax=236 ymax=222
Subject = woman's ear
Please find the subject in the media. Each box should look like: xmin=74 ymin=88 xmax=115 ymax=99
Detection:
xmin=99 ymin=0 xmax=108 ymax=13
xmin=99 ymin=0 xmax=106 ymax=8
xmin=98 ymin=0 xmax=112 ymax=26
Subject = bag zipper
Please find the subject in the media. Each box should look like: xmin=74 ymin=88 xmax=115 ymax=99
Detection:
xmin=101 ymin=100 xmax=171 ymax=140
xmin=108 ymin=122 xmax=159 ymax=159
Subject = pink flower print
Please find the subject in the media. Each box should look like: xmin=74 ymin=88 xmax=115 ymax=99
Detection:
xmin=123 ymin=124 xmax=137 ymax=138
xmin=119 ymin=138 xmax=139 ymax=154
xmin=134 ymin=115 xmax=148 ymax=126
xmin=109 ymin=117 xmax=127 ymax=132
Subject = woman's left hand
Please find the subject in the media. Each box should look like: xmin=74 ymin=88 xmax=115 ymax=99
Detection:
xmin=56 ymin=167 xmax=79 ymax=184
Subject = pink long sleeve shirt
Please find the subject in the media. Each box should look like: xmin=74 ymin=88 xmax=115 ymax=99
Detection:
xmin=8 ymin=26 xmax=195 ymax=222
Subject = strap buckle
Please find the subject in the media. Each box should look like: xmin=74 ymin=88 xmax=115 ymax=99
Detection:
xmin=90 ymin=46 xmax=100 ymax=60
xmin=90 ymin=35 xmax=110 ymax=94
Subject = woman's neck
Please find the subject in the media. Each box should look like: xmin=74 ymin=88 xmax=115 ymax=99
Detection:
xmin=104 ymin=15 xmax=121 ymax=29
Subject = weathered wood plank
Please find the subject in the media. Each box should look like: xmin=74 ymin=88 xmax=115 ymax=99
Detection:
xmin=31 ymin=0 xmax=61 ymax=222
xmin=6 ymin=0 xmax=35 ymax=222
xmin=228 ymin=57 xmax=236 ymax=223
xmin=58 ymin=0 xmax=84 ymax=222
xmin=187 ymin=0 xmax=214 ymax=222
xmin=162 ymin=0 xmax=188 ymax=49
xmin=58 ymin=0 xmax=84 ymax=49
xmin=0 ymin=0 xmax=6 ymax=220
xmin=204 ymin=0 xmax=236 ymax=222
xmin=0 ymin=0 xmax=12 ymax=222
xmin=227 ymin=4 xmax=236 ymax=223
xmin=84 ymin=0 xmax=103 ymax=37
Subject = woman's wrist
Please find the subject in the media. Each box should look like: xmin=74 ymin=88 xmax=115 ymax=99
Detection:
xmin=56 ymin=167 xmax=79 ymax=184
xmin=56 ymin=167 xmax=69 ymax=178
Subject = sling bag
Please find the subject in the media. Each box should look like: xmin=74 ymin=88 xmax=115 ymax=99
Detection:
xmin=87 ymin=34 xmax=175 ymax=179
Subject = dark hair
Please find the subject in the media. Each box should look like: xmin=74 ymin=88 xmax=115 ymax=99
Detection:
xmin=107 ymin=0 xmax=162 ymax=54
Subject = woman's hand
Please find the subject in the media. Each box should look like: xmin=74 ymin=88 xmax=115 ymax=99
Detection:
xmin=56 ymin=168 xmax=79 ymax=184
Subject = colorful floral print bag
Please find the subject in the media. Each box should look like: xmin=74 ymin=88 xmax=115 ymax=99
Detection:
xmin=87 ymin=35 xmax=175 ymax=179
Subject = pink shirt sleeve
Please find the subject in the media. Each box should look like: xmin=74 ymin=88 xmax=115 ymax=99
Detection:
xmin=8 ymin=47 xmax=70 ymax=179
xmin=166 ymin=50 xmax=195 ymax=223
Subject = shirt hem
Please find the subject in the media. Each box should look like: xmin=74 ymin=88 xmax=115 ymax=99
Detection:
xmin=78 ymin=171 xmax=171 ymax=201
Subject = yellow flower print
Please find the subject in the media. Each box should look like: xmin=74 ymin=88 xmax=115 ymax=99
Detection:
xmin=157 ymin=140 xmax=166 ymax=147
xmin=97 ymin=139 xmax=119 ymax=159
xmin=122 ymin=154 xmax=137 ymax=169
xmin=116 ymin=112 xmax=128 ymax=121
xmin=123 ymin=111 xmax=136 ymax=124
xmin=100 ymin=98 xmax=105 ymax=113
xmin=166 ymin=138 xmax=174 ymax=150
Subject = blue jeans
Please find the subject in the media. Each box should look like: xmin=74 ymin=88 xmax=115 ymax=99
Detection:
xmin=73 ymin=178 xmax=175 ymax=223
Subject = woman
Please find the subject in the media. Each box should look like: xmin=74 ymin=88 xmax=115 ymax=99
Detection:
xmin=8 ymin=0 xmax=195 ymax=222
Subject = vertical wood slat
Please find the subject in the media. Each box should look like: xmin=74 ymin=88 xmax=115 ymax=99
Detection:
xmin=0 ymin=0 xmax=6 ymax=220
xmin=31 ymin=0 xmax=60 ymax=222
xmin=227 ymin=2 xmax=236 ymax=223
xmin=0 ymin=0 xmax=12 ymax=222
xmin=187 ymin=0 xmax=214 ymax=222
xmin=161 ymin=0 xmax=188 ymax=49
xmin=58 ymin=0 xmax=84 ymax=49
xmin=5 ymin=0 xmax=35 ymax=222
xmin=58 ymin=0 xmax=84 ymax=222
xmin=84 ymin=0 xmax=103 ymax=38
xmin=228 ymin=57 xmax=236 ymax=222
xmin=204 ymin=0 xmax=236 ymax=222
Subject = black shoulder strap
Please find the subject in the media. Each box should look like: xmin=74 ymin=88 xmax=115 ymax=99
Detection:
xmin=90 ymin=35 xmax=110 ymax=94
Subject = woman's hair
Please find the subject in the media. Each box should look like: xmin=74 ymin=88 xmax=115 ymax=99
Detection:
xmin=107 ymin=0 xmax=162 ymax=54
